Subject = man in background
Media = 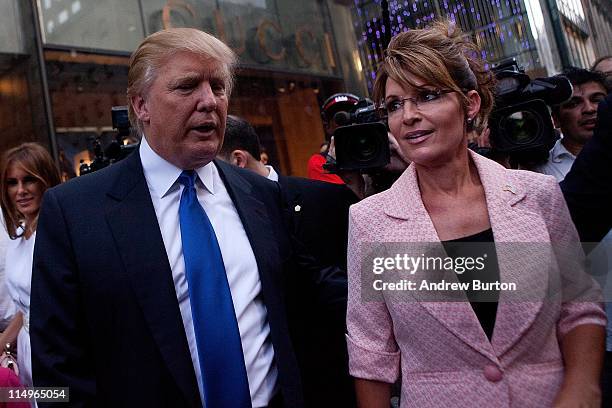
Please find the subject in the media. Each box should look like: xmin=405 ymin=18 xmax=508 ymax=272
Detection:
xmin=219 ymin=115 xmax=357 ymax=407
xmin=592 ymin=55 xmax=612 ymax=92
xmin=534 ymin=68 xmax=607 ymax=181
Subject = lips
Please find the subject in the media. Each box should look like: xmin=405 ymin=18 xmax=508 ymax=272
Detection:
xmin=579 ymin=118 xmax=597 ymax=128
xmin=190 ymin=122 xmax=217 ymax=134
xmin=16 ymin=198 xmax=33 ymax=207
xmin=402 ymin=129 xmax=433 ymax=144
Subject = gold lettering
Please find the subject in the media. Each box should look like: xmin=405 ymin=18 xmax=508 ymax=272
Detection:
xmin=257 ymin=19 xmax=286 ymax=61
xmin=295 ymin=27 xmax=317 ymax=66
xmin=162 ymin=0 xmax=197 ymax=29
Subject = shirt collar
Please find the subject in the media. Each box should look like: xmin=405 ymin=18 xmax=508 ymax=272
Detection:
xmin=139 ymin=135 xmax=216 ymax=198
xmin=551 ymin=138 xmax=575 ymax=163
xmin=266 ymin=165 xmax=279 ymax=182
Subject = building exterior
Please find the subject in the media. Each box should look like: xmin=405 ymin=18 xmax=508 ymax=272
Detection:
xmin=0 ymin=0 xmax=610 ymax=176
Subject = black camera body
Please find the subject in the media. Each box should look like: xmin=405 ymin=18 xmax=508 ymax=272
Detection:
xmin=488 ymin=60 xmax=572 ymax=165
xmin=79 ymin=106 xmax=139 ymax=176
xmin=331 ymin=99 xmax=390 ymax=171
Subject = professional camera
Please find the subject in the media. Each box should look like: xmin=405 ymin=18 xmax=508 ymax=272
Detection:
xmin=487 ymin=59 xmax=573 ymax=166
xmin=79 ymin=106 xmax=139 ymax=176
xmin=328 ymin=98 xmax=390 ymax=171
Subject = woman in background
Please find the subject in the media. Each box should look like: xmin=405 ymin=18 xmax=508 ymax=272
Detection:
xmin=346 ymin=21 xmax=606 ymax=407
xmin=0 ymin=143 xmax=60 ymax=388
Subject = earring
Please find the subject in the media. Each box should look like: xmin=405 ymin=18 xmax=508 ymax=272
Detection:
xmin=466 ymin=117 xmax=474 ymax=125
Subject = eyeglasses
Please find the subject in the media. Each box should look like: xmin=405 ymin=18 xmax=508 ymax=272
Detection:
xmin=381 ymin=89 xmax=456 ymax=118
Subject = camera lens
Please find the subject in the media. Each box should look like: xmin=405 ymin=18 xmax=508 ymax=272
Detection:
xmin=348 ymin=134 xmax=379 ymax=162
xmin=501 ymin=110 xmax=541 ymax=145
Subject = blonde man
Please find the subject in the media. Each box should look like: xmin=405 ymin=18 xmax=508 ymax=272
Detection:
xmin=31 ymin=28 xmax=304 ymax=408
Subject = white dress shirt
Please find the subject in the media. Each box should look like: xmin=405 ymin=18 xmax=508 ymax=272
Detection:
xmin=265 ymin=165 xmax=279 ymax=182
xmin=533 ymin=138 xmax=576 ymax=182
xmin=139 ymin=137 xmax=278 ymax=407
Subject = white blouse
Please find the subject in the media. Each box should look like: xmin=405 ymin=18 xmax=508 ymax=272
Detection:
xmin=5 ymin=231 xmax=35 ymax=328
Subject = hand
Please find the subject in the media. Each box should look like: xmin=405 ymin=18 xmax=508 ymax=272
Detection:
xmin=552 ymin=382 xmax=601 ymax=408
xmin=328 ymin=136 xmax=366 ymax=199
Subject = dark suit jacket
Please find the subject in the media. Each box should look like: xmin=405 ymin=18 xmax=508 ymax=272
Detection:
xmin=30 ymin=151 xmax=304 ymax=408
xmin=278 ymin=175 xmax=358 ymax=408
xmin=561 ymin=93 xmax=612 ymax=244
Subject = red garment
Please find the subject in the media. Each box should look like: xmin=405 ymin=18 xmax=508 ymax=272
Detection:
xmin=0 ymin=367 xmax=30 ymax=408
xmin=307 ymin=154 xmax=344 ymax=185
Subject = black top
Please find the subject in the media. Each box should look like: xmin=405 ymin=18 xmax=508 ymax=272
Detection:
xmin=443 ymin=228 xmax=499 ymax=340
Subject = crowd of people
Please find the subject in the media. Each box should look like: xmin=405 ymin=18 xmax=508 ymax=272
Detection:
xmin=0 ymin=18 xmax=611 ymax=408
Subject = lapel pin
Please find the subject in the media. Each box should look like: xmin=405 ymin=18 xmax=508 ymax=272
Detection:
xmin=502 ymin=185 xmax=516 ymax=194
xmin=294 ymin=205 xmax=301 ymax=212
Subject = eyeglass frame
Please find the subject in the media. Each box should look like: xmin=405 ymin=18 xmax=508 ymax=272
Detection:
xmin=378 ymin=88 xmax=461 ymax=119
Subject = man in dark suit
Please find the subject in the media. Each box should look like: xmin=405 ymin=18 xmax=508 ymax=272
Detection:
xmin=30 ymin=28 xmax=304 ymax=408
xmin=561 ymin=93 xmax=612 ymax=243
xmin=219 ymin=115 xmax=358 ymax=407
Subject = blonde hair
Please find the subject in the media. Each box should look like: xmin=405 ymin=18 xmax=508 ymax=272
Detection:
xmin=0 ymin=143 xmax=61 ymax=238
xmin=127 ymin=28 xmax=238 ymax=135
xmin=373 ymin=20 xmax=496 ymax=132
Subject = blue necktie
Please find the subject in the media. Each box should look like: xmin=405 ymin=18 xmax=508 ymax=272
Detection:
xmin=177 ymin=170 xmax=251 ymax=408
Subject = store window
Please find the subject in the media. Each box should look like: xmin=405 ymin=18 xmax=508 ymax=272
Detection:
xmin=0 ymin=1 xmax=51 ymax=154
xmin=38 ymin=0 xmax=367 ymax=178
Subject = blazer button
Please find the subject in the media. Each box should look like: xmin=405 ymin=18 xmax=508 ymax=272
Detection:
xmin=483 ymin=365 xmax=503 ymax=382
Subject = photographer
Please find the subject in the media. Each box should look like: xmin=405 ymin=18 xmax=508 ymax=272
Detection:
xmin=533 ymin=68 xmax=607 ymax=181
xmin=307 ymin=93 xmax=360 ymax=184
xmin=324 ymin=97 xmax=410 ymax=199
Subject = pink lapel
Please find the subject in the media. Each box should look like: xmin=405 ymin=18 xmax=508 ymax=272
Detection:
xmin=380 ymin=151 xmax=551 ymax=360
xmin=471 ymin=153 xmax=551 ymax=356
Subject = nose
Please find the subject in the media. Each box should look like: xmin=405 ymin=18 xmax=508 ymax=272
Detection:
xmin=195 ymin=82 xmax=217 ymax=112
xmin=16 ymin=181 xmax=26 ymax=195
xmin=400 ymin=99 xmax=421 ymax=125
xmin=583 ymin=99 xmax=599 ymax=113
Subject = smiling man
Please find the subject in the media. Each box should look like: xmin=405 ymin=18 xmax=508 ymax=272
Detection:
xmin=30 ymin=29 xmax=304 ymax=408
xmin=534 ymin=67 xmax=607 ymax=182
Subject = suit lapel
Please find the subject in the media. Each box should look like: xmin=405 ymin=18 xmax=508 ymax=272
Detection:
xmin=278 ymin=175 xmax=304 ymax=236
xmin=382 ymin=164 xmax=497 ymax=361
xmin=104 ymin=152 xmax=201 ymax=408
xmin=214 ymin=161 xmax=281 ymax=286
xmin=381 ymin=152 xmax=550 ymax=360
xmin=471 ymin=152 xmax=549 ymax=356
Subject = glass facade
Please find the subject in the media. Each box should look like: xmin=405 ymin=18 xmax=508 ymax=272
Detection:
xmin=0 ymin=0 xmax=609 ymax=173
xmin=353 ymin=0 xmax=542 ymax=93
xmin=0 ymin=0 xmax=52 ymax=155
xmin=37 ymin=0 xmax=367 ymax=177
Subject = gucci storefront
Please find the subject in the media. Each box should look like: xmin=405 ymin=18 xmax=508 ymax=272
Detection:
xmin=0 ymin=0 xmax=368 ymax=178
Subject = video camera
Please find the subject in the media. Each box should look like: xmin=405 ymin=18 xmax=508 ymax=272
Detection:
xmin=79 ymin=106 xmax=139 ymax=176
xmin=327 ymin=98 xmax=390 ymax=172
xmin=486 ymin=59 xmax=573 ymax=166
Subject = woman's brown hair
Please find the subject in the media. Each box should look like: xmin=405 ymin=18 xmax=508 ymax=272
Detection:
xmin=373 ymin=20 xmax=496 ymax=132
xmin=0 ymin=143 xmax=61 ymax=238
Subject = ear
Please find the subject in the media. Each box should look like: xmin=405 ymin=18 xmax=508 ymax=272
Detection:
xmin=465 ymin=90 xmax=482 ymax=121
xmin=130 ymin=95 xmax=151 ymax=125
xmin=230 ymin=150 xmax=249 ymax=168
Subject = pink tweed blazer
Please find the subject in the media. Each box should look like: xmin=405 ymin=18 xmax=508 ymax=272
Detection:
xmin=346 ymin=151 xmax=606 ymax=407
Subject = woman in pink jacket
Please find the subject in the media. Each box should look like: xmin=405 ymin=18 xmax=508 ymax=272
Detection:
xmin=346 ymin=21 xmax=606 ymax=407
